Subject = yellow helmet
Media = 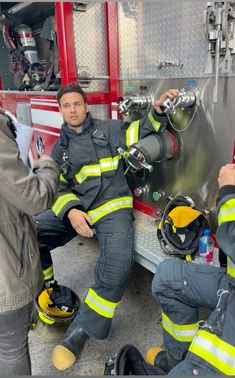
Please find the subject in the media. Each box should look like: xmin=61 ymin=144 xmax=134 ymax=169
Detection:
xmin=35 ymin=281 xmax=80 ymax=325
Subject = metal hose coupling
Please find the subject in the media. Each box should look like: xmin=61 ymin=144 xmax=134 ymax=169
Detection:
xmin=118 ymin=131 xmax=178 ymax=173
xmin=118 ymin=95 xmax=153 ymax=115
xmin=161 ymin=88 xmax=197 ymax=115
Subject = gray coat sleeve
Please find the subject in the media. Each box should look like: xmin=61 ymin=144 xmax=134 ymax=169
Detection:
xmin=0 ymin=127 xmax=60 ymax=215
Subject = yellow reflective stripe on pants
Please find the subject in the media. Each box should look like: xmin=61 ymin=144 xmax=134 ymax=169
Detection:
xmin=126 ymin=120 xmax=140 ymax=147
xmin=148 ymin=110 xmax=161 ymax=132
xmin=99 ymin=155 xmax=120 ymax=173
xmin=162 ymin=311 xmax=198 ymax=342
xmin=88 ymin=196 xmax=133 ymax=224
xmin=189 ymin=329 xmax=235 ymax=375
xmin=52 ymin=193 xmax=79 ymax=216
xmin=75 ymin=165 xmax=101 ymax=184
xmin=43 ymin=266 xmax=54 ymax=281
xmin=218 ymin=198 xmax=235 ymax=225
xmin=227 ymin=257 xmax=235 ymax=279
xmin=85 ymin=288 xmax=120 ymax=318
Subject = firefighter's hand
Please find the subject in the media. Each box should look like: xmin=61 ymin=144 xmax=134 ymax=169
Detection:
xmin=218 ymin=164 xmax=235 ymax=188
xmin=67 ymin=208 xmax=93 ymax=238
xmin=154 ymin=89 xmax=179 ymax=114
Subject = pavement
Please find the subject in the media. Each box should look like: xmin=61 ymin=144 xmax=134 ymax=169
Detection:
xmin=29 ymin=234 xmax=163 ymax=376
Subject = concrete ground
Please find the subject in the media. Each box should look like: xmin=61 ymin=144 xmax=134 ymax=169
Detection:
xmin=29 ymin=235 xmax=163 ymax=376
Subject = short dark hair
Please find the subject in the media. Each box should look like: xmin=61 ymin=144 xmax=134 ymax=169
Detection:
xmin=57 ymin=83 xmax=87 ymax=106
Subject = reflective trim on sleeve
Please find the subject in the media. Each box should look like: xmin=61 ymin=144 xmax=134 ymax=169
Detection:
xmin=218 ymin=199 xmax=235 ymax=225
xmin=148 ymin=110 xmax=161 ymax=132
xmin=88 ymin=196 xmax=133 ymax=224
xmin=162 ymin=311 xmax=198 ymax=342
xmin=52 ymin=193 xmax=80 ymax=216
xmin=85 ymin=288 xmax=120 ymax=318
xmin=126 ymin=120 xmax=140 ymax=147
xmin=189 ymin=329 xmax=235 ymax=375
xmin=227 ymin=257 xmax=235 ymax=279
xmin=43 ymin=266 xmax=54 ymax=281
xmin=59 ymin=175 xmax=68 ymax=182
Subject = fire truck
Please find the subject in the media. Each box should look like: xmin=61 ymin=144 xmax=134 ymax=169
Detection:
xmin=0 ymin=1 xmax=234 ymax=272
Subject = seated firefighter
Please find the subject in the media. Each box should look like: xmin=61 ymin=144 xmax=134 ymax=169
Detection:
xmin=149 ymin=163 xmax=235 ymax=375
xmin=35 ymin=84 xmax=179 ymax=371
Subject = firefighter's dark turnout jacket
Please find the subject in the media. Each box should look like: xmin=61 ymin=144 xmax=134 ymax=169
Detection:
xmin=152 ymin=185 xmax=235 ymax=375
xmin=36 ymin=109 xmax=166 ymax=339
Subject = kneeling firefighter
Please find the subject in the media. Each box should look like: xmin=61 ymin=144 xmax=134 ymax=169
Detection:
xmin=149 ymin=163 xmax=235 ymax=375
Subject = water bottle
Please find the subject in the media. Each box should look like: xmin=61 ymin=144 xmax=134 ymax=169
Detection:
xmin=197 ymin=229 xmax=214 ymax=264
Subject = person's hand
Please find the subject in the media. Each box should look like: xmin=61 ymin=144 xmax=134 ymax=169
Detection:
xmin=154 ymin=89 xmax=179 ymax=114
xmin=218 ymin=164 xmax=235 ymax=188
xmin=67 ymin=208 xmax=93 ymax=237
xmin=39 ymin=154 xmax=53 ymax=162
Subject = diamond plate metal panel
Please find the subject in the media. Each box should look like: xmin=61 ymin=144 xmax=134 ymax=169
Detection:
xmin=133 ymin=210 xmax=169 ymax=271
xmin=89 ymin=104 xmax=109 ymax=120
xmin=73 ymin=3 xmax=108 ymax=91
xmin=118 ymin=1 xmax=209 ymax=79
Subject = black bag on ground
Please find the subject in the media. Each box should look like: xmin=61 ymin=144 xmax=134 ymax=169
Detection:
xmin=104 ymin=344 xmax=166 ymax=375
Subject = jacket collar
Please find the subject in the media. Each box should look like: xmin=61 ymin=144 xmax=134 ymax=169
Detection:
xmin=60 ymin=112 xmax=94 ymax=146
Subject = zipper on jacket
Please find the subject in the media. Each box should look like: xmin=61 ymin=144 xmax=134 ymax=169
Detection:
xmin=19 ymin=232 xmax=26 ymax=277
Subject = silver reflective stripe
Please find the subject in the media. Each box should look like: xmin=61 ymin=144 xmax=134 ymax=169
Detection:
xmin=126 ymin=120 xmax=139 ymax=147
xmin=227 ymin=257 xmax=235 ymax=278
xmin=190 ymin=333 xmax=235 ymax=374
xmin=162 ymin=316 xmax=197 ymax=338
xmin=88 ymin=197 xmax=133 ymax=224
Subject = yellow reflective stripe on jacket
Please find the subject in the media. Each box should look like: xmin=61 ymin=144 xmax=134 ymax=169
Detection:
xmin=43 ymin=266 xmax=54 ymax=281
xmin=88 ymin=196 xmax=133 ymax=224
xmin=189 ymin=329 xmax=235 ymax=375
xmin=148 ymin=110 xmax=161 ymax=132
xmin=126 ymin=120 xmax=140 ymax=147
xmin=227 ymin=257 xmax=235 ymax=279
xmin=85 ymin=288 xmax=120 ymax=318
xmin=75 ymin=165 xmax=101 ymax=184
xmin=52 ymin=193 xmax=79 ymax=216
xmin=59 ymin=175 xmax=68 ymax=183
xmin=99 ymin=155 xmax=120 ymax=173
xmin=162 ymin=311 xmax=198 ymax=342
xmin=218 ymin=198 xmax=235 ymax=225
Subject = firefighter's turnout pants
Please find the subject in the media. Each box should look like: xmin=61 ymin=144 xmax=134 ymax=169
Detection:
xmin=152 ymin=258 xmax=235 ymax=375
xmin=36 ymin=209 xmax=134 ymax=339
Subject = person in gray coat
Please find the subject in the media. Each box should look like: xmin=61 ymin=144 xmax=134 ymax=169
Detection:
xmin=0 ymin=109 xmax=59 ymax=375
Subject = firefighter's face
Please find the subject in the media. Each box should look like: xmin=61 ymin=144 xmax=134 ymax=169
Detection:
xmin=59 ymin=92 xmax=88 ymax=130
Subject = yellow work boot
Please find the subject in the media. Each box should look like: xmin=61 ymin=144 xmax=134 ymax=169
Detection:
xmin=52 ymin=345 xmax=76 ymax=371
xmin=52 ymin=326 xmax=88 ymax=371
xmin=146 ymin=346 xmax=181 ymax=374
xmin=146 ymin=346 xmax=164 ymax=365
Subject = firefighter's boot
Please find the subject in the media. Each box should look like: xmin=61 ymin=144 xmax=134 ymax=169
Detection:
xmin=146 ymin=347 xmax=181 ymax=374
xmin=52 ymin=324 xmax=89 ymax=371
